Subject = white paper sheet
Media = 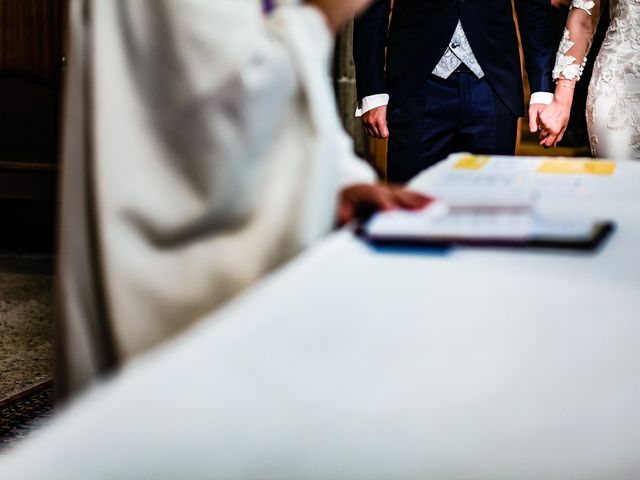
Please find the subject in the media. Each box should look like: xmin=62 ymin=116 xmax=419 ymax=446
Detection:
xmin=365 ymin=202 xmax=595 ymax=242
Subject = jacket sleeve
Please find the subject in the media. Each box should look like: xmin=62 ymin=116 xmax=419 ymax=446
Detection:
xmin=353 ymin=0 xmax=392 ymax=101
xmin=515 ymin=0 xmax=556 ymax=94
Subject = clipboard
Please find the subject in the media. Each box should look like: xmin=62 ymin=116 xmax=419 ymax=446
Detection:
xmin=359 ymin=204 xmax=615 ymax=252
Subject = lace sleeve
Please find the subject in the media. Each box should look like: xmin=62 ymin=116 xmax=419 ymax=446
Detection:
xmin=552 ymin=0 xmax=605 ymax=82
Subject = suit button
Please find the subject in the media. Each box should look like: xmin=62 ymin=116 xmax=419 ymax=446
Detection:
xmin=451 ymin=42 xmax=460 ymax=49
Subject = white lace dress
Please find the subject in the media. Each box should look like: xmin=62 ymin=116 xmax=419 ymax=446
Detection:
xmin=553 ymin=0 xmax=640 ymax=159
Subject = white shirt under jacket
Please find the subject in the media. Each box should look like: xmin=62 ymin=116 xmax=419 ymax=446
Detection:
xmin=59 ymin=0 xmax=377 ymax=393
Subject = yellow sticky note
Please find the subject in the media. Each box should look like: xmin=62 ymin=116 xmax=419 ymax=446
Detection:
xmin=537 ymin=159 xmax=616 ymax=176
xmin=453 ymin=155 xmax=491 ymax=171
xmin=584 ymin=161 xmax=617 ymax=175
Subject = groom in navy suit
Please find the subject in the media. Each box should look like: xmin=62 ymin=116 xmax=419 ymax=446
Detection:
xmin=354 ymin=0 xmax=555 ymax=183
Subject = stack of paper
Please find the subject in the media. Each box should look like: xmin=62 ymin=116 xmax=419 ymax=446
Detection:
xmin=364 ymin=202 xmax=598 ymax=243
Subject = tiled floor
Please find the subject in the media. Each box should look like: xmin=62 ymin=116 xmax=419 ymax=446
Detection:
xmin=0 ymin=381 xmax=54 ymax=452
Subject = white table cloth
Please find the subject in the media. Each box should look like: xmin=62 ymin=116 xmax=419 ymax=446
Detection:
xmin=2 ymin=156 xmax=640 ymax=479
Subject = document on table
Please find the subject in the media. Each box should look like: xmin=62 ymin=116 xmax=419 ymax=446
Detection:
xmin=369 ymin=154 xmax=618 ymax=249
xmin=362 ymin=201 xmax=613 ymax=250
xmin=409 ymin=154 xmax=619 ymax=204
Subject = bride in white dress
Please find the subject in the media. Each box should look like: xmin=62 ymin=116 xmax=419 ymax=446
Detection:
xmin=538 ymin=0 xmax=640 ymax=159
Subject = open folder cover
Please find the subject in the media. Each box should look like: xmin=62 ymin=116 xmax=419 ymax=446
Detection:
xmin=361 ymin=202 xmax=614 ymax=251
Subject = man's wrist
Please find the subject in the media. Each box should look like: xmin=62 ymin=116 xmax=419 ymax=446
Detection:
xmin=355 ymin=93 xmax=389 ymax=117
xmin=530 ymin=91 xmax=554 ymax=105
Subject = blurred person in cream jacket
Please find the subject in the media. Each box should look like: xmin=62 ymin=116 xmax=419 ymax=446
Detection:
xmin=58 ymin=0 xmax=427 ymax=394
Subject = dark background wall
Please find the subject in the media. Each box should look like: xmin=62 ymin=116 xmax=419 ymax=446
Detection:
xmin=0 ymin=0 xmax=65 ymax=250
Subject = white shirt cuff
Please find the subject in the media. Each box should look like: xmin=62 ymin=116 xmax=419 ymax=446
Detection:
xmin=355 ymin=93 xmax=390 ymax=117
xmin=530 ymin=92 xmax=554 ymax=105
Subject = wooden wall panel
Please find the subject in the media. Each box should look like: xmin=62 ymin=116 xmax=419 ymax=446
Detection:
xmin=0 ymin=0 xmax=63 ymax=81
xmin=0 ymin=0 xmax=65 ymax=205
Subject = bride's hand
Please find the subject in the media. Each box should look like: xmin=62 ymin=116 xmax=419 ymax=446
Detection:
xmin=538 ymin=83 xmax=575 ymax=148
xmin=538 ymin=100 xmax=572 ymax=148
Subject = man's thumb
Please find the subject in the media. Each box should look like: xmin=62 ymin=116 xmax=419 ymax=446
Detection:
xmin=379 ymin=121 xmax=389 ymax=139
xmin=529 ymin=113 xmax=539 ymax=133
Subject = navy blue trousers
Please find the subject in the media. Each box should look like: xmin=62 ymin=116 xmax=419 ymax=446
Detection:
xmin=386 ymin=69 xmax=519 ymax=184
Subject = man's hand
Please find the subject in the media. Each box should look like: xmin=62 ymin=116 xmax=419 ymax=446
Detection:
xmin=306 ymin=0 xmax=373 ymax=33
xmin=337 ymin=183 xmax=432 ymax=226
xmin=361 ymin=105 xmax=389 ymax=139
xmin=528 ymin=103 xmax=548 ymax=134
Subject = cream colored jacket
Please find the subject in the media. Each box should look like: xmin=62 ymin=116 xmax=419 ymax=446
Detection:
xmin=59 ymin=0 xmax=376 ymax=393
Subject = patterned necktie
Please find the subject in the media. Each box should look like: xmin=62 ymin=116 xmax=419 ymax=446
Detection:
xmin=262 ymin=0 xmax=274 ymax=13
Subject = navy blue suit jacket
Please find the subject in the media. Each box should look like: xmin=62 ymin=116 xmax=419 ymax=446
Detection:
xmin=353 ymin=0 xmax=555 ymax=116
